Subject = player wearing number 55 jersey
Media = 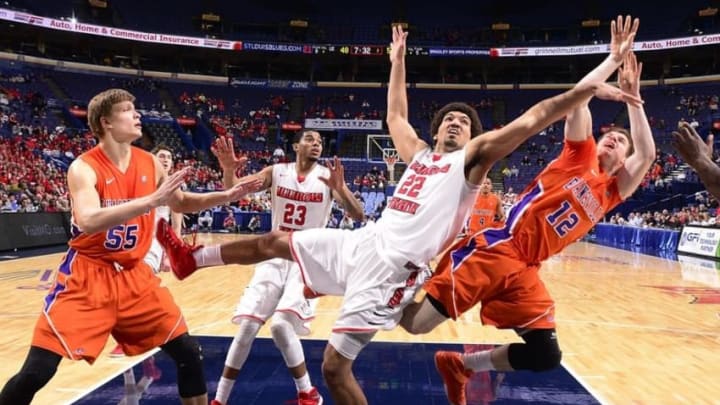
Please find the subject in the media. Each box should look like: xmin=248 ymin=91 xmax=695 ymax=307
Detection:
xmin=0 ymin=89 xmax=262 ymax=405
xmin=208 ymin=130 xmax=365 ymax=405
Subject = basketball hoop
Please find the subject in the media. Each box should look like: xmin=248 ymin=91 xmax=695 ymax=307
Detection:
xmin=383 ymin=149 xmax=399 ymax=184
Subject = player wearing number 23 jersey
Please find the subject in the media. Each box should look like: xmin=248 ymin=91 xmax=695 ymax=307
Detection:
xmin=425 ymin=136 xmax=623 ymax=329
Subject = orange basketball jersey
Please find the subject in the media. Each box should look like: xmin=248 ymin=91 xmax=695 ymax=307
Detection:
xmin=68 ymin=146 xmax=156 ymax=267
xmin=466 ymin=193 xmax=502 ymax=234
xmin=483 ymin=137 xmax=623 ymax=263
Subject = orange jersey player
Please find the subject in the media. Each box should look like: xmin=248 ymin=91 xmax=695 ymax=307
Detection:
xmin=465 ymin=177 xmax=505 ymax=234
xmin=0 ymin=88 xmax=261 ymax=405
xmin=397 ymin=17 xmax=652 ymax=405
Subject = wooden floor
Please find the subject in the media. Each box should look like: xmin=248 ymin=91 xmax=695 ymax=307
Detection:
xmin=1 ymin=234 xmax=718 ymax=404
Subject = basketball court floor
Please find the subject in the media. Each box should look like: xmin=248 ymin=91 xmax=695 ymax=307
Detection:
xmin=1 ymin=234 xmax=718 ymax=404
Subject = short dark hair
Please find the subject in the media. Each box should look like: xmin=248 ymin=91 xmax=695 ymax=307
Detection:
xmin=293 ymin=129 xmax=320 ymax=143
xmin=601 ymin=126 xmax=634 ymax=157
xmin=429 ymin=102 xmax=483 ymax=141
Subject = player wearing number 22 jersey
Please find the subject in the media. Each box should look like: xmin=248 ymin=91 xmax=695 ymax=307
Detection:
xmin=425 ymin=136 xmax=623 ymax=328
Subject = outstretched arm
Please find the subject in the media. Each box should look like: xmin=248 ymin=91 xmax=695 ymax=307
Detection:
xmin=386 ymin=25 xmax=428 ymax=163
xmin=615 ymin=51 xmax=656 ymax=199
xmin=566 ymin=15 xmax=638 ymax=142
xmin=466 ymin=15 xmax=641 ymax=182
xmin=68 ymin=161 xmax=188 ymax=234
xmin=672 ymin=125 xmax=720 ymax=199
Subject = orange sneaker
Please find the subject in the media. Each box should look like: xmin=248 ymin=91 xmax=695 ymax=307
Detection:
xmin=209 ymin=400 xmax=224 ymax=405
xmin=156 ymin=218 xmax=201 ymax=280
xmin=435 ymin=351 xmax=473 ymax=405
xmin=297 ymin=386 xmax=323 ymax=405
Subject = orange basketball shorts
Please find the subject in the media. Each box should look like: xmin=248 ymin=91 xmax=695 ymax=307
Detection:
xmin=424 ymin=232 xmax=556 ymax=329
xmin=32 ymin=249 xmax=188 ymax=363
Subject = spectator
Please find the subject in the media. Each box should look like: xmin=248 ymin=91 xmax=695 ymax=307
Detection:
xmin=223 ymin=207 xmax=237 ymax=232
xmin=198 ymin=210 xmax=213 ymax=231
xmin=247 ymin=214 xmax=261 ymax=233
xmin=339 ymin=213 xmax=355 ymax=230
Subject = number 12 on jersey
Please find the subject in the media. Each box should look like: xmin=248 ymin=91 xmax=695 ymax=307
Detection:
xmin=545 ymin=200 xmax=579 ymax=237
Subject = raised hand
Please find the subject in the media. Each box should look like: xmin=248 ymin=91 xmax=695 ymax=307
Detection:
xmin=672 ymin=122 xmax=714 ymax=164
xmin=610 ymin=15 xmax=639 ymax=63
xmin=318 ymin=156 xmax=346 ymax=191
xmin=225 ymin=175 xmax=264 ymax=200
xmin=617 ymin=51 xmax=642 ymax=98
xmin=591 ymin=82 xmax=643 ymax=108
xmin=152 ymin=167 xmax=189 ymax=207
xmin=211 ymin=136 xmax=248 ymax=174
xmin=389 ymin=25 xmax=408 ymax=64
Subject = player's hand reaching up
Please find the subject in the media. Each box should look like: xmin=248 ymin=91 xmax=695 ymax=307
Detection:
xmin=152 ymin=167 xmax=189 ymax=207
xmin=672 ymin=122 xmax=714 ymax=165
xmin=610 ymin=15 xmax=639 ymax=63
xmin=212 ymin=136 xmax=248 ymax=174
xmin=617 ymin=51 xmax=642 ymax=99
xmin=389 ymin=25 xmax=408 ymax=65
xmin=318 ymin=156 xmax=346 ymax=191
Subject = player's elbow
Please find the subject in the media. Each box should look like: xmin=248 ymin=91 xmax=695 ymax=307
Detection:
xmin=74 ymin=213 xmax=101 ymax=234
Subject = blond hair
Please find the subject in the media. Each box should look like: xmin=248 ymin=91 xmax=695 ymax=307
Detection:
xmin=87 ymin=89 xmax=135 ymax=137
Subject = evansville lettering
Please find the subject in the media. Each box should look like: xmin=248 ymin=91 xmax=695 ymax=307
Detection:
xmin=276 ymin=186 xmax=324 ymax=203
xmin=563 ymin=177 xmax=604 ymax=222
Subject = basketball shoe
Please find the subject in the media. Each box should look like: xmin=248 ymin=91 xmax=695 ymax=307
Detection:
xmin=109 ymin=344 xmax=124 ymax=358
xmin=297 ymin=386 xmax=323 ymax=405
xmin=435 ymin=351 xmax=473 ymax=405
xmin=156 ymin=218 xmax=201 ymax=280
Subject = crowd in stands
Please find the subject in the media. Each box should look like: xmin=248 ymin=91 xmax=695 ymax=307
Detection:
xmin=607 ymin=191 xmax=719 ymax=229
xmin=4 ymin=68 xmax=720 ymax=245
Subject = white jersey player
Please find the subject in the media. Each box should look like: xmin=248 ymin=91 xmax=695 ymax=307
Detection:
xmin=209 ymin=131 xmax=365 ymax=405
xmin=144 ymin=146 xmax=184 ymax=273
xmin=156 ymin=25 xmax=640 ymax=405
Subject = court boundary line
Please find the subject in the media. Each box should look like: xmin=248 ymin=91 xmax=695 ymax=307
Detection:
xmin=64 ymin=348 xmax=159 ymax=405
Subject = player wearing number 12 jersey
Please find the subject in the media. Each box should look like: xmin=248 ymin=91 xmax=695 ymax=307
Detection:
xmin=208 ymin=130 xmax=365 ymax=405
xmin=408 ymin=20 xmax=652 ymax=405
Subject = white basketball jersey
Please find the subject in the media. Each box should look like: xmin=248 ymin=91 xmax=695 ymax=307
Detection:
xmin=377 ymin=148 xmax=479 ymax=265
xmin=271 ymin=163 xmax=333 ymax=232
xmin=145 ymin=205 xmax=171 ymax=272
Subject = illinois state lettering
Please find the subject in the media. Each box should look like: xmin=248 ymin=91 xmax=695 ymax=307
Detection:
xmin=387 ymin=196 xmax=420 ymax=214
xmin=276 ymin=186 xmax=324 ymax=203
xmin=408 ymin=161 xmax=451 ymax=176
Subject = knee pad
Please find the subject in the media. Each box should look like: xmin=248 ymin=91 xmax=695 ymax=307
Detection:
xmin=508 ymin=329 xmax=562 ymax=372
xmin=271 ymin=318 xmax=304 ymax=368
xmin=270 ymin=318 xmax=297 ymax=348
xmin=161 ymin=334 xmax=207 ymax=398
xmin=234 ymin=319 xmax=262 ymax=347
